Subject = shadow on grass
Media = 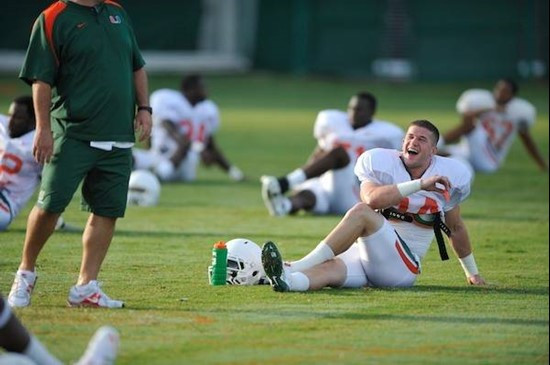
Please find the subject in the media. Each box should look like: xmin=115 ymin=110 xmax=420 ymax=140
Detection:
xmin=322 ymin=312 xmax=549 ymax=327
xmin=321 ymin=285 xmax=549 ymax=297
xmin=111 ymin=229 xmax=322 ymax=241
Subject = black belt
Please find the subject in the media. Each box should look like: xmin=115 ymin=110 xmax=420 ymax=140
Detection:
xmin=380 ymin=208 xmax=450 ymax=261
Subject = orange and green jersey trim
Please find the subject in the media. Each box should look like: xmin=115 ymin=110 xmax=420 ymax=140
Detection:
xmin=42 ymin=1 xmax=68 ymax=65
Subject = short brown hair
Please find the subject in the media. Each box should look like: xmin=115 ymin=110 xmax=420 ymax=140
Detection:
xmin=409 ymin=120 xmax=439 ymax=145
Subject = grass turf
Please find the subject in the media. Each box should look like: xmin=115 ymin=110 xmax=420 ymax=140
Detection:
xmin=0 ymin=73 xmax=548 ymax=364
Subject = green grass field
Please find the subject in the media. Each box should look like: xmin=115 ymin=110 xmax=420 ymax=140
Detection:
xmin=0 ymin=74 xmax=548 ymax=364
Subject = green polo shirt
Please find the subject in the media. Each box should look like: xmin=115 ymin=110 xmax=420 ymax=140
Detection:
xmin=19 ymin=0 xmax=145 ymax=142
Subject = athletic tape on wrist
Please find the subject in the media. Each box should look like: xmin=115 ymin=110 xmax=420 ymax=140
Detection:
xmin=397 ymin=179 xmax=422 ymax=197
xmin=459 ymin=253 xmax=479 ymax=277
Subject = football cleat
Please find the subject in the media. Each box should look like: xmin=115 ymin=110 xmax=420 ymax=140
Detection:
xmin=261 ymin=241 xmax=290 ymax=292
xmin=260 ymin=176 xmax=289 ymax=216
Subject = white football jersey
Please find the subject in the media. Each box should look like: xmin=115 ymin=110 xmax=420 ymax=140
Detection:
xmin=456 ymin=89 xmax=536 ymax=172
xmin=313 ymin=110 xmax=404 ymax=157
xmin=150 ymin=89 xmax=221 ymax=155
xmin=354 ymin=148 xmax=472 ymax=259
xmin=306 ymin=110 xmax=404 ymax=214
xmin=148 ymin=89 xmax=222 ymax=180
xmin=0 ymin=115 xmax=41 ymax=218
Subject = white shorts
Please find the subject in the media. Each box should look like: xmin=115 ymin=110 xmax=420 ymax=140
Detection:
xmin=296 ymin=164 xmax=360 ymax=215
xmin=133 ymin=147 xmax=200 ymax=182
xmin=445 ymin=130 xmax=499 ymax=173
xmin=338 ymin=220 xmax=421 ymax=288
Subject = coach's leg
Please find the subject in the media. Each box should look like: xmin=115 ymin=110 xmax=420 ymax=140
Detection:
xmin=19 ymin=207 xmax=60 ymax=271
xmin=77 ymin=214 xmax=117 ymax=285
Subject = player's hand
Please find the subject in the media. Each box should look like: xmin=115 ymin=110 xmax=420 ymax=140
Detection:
xmin=135 ymin=110 xmax=152 ymax=142
xmin=420 ymin=175 xmax=451 ymax=194
xmin=33 ymin=128 xmax=54 ymax=164
xmin=467 ymin=274 xmax=486 ymax=286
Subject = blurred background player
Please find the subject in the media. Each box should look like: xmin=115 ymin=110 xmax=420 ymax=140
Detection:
xmin=0 ymin=96 xmax=72 ymax=232
xmin=438 ymin=78 xmax=547 ymax=173
xmin=261 ymin=120 xmax=486 ymax=293
xmin=260 ymin=92 xmax=404 ymax=216
xmin=0 ymin=293 xmax=119 ymax=365
xmin=132 ymin=74 xmax=245 ymax=182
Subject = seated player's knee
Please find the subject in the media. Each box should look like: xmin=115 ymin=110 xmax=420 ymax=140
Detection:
xmin=346 ymin=202 xmax=375 ymax=220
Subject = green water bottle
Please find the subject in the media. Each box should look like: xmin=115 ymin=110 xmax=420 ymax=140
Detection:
xmin=210 ymin=241 xmax=227 ymax=285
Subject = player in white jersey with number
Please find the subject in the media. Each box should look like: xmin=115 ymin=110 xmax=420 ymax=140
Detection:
xmin=261 ymin=120 xmax=486 ymax=292
xmin=0 ymin=96 xmax=40 ymax=231
xmin=261 ymin=92 xmax=404 ymax=216
xmin=0 ymin=96 xmax=72 ymax=232
xmin=439 ymin=78 xmax=547 ymax=173
xmin=132 ymin=75 xmax=244 ymax=182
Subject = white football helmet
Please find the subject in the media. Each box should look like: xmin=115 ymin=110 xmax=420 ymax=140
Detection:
xmin=127 ymin=169 xmax=161 ymax=207
xmin=208 ymin=238 xmax=266 ymax=285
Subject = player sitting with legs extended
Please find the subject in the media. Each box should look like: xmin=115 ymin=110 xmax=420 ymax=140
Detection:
xmin=132 ymin=75 xmax=245 ymax=182
xmin=438 ymin=78 xmax=547 ymax=173
xmin=261 ymin=92 xmax=403 ymax=217
xmin=261 ymin=120 xmax=486 ymax=292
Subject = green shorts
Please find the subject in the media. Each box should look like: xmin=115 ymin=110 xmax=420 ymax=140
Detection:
xmin=37 ymin=135 xmax=132 ymax=217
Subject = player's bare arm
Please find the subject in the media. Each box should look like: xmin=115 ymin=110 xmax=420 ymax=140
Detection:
xmin=445 ymin=206 xmax=486 ymax=286
xmin=442 ymin=108 xmax=492 ymax=144
xmin=360 ymin=175 xmax=451 ymax=210
xmin=133 ymin=67 xmax=152 ymax=141
xmin=517 ymin=125 xmax=548 ymax=172
xmin=31 ymin=81 xmax=53 ymax=164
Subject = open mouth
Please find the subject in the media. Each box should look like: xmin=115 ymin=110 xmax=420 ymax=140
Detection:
xmin=407 ymin=148 xmax=419 ymax=155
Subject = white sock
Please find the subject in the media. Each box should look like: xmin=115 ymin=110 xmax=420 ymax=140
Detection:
xmin=290 ymin=241 xmax=335 ymax=272
xmin=289 ymin=272 xmax=310 ymax=291
xmin=23 ymin=336 xmax=63 ymax=365
xmin=286 ymin=169 xmax=307 ymax=189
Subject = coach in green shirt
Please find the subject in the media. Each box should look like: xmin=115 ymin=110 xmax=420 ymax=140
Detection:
xmin=8 ymin=0 xmax=152 ymax=309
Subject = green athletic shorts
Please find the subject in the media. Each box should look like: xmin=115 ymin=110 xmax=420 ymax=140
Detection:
xmin=37 ymin=135 xmax=132 ymax=217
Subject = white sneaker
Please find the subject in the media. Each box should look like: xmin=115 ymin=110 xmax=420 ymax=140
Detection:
xmin=260 ymin=176 xmax=289 ymax=216
xmin=67 ymin=281 xmax=124 ymax=308
xmin=75 ymin=326 xmax=120 ymax=365
xmin=8 ymin=270 xmax=37 ymax=308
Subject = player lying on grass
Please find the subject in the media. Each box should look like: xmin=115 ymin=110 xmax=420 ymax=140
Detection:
xmin=438 ymin=78 xmax=547 ymax=173
xmin=0 ymin=293 xmax=119 ymax=365
xmin=261 ymin=92 xmax=403 ymax=216
xmin=261 ymin=120 xmax=486 ymax=292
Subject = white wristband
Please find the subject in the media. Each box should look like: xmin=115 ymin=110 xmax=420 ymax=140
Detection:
xmin=396 ymin=179 xmax=422 ymax=197
xmin=458 ymin=253 xmax=479 ymax=277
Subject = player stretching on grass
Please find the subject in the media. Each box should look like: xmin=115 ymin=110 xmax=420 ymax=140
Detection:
xmin=132 ymin=74 xmax=245 ymax=182
xmin=0 ymin=293 xmax=119 ymax=364
xmin=1 ymin=96 xmax=75 ymax=232
xmin=262 ymin=120 xmax=486 ymax=292
xmin=438 ymin=78 xmax=547 ymax=173
xmin=261 ymin=92 xmax=403 ymax=216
